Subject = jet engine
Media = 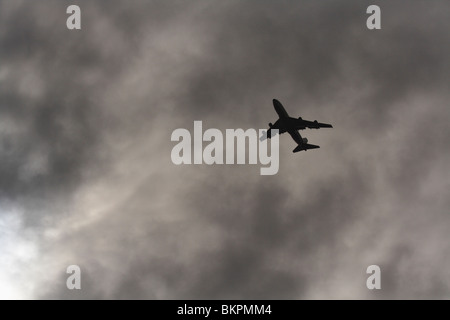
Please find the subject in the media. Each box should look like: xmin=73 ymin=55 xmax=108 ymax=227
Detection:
xmin=302 ymin=137 xmax=308 ymax=144
xmin=313 ymin=120 xmax=319 ymax=129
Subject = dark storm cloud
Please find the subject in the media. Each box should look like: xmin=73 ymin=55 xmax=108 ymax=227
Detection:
xmin=0 ymin=3 xmax=95 ymax=198
xmin=0 ymin=0 xmax=449 ymax=299
xmin=172 ymin=167 xmax=370 ymax=299
xmin=179 ymin=0 xmax=450 ymax=128
xmin=0 ymin=1 xmax=147 ymax=224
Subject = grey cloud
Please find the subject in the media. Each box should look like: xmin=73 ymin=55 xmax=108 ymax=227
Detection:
xmin=0 ymin=0 xmax=449 ymax=299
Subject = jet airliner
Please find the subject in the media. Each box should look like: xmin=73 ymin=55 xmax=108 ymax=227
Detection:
xmin=266 ymin=99 xmax=333 ymax=152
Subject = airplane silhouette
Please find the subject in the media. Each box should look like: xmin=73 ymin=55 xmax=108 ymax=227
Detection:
xmin=266 ymin=99 xmax=333 ymax=152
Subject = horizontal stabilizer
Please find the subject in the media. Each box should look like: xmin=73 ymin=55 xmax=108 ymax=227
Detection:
xmin=293 ymin=143 xmax=320 ymax=153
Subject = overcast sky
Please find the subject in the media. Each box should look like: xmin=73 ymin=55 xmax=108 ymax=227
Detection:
xmin=0 ymin=0 xmax=449 ymax=299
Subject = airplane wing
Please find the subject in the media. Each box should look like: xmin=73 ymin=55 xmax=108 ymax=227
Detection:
xmin=288 ymin=129 xmax=303 ymax=145
xmin=294 ymin=118 xmax=333 ymax=130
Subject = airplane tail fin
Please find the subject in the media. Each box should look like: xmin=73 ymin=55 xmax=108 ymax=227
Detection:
xmin=293 ymin=143 xmax=320 ymax=153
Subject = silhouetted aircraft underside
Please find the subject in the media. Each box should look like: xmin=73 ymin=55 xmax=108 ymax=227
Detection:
xmin=266 ymin=99 xmax=333 ymax=153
